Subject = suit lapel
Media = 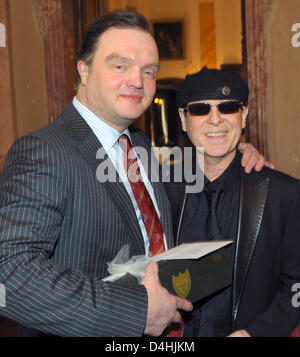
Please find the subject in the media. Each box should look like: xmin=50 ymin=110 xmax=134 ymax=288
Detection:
xmin=62 ymin=103 xmax=145 ymax=254
xmin=232 ymin=175 xmax=269 ymax=323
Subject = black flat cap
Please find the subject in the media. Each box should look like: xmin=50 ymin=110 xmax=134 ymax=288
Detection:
xmin=176 ymin=66 xmax=249 ymax=108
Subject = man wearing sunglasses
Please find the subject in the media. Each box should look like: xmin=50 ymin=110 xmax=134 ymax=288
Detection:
xmin=165 ymin=67 xmax=300 ymax=337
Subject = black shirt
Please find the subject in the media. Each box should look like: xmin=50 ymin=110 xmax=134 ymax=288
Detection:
xmin=179 ymin=151 xmax=241 ymax=337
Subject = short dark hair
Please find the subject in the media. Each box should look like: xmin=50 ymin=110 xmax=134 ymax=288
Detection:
xmin=75 ymin=10 xmax=153 ymax=86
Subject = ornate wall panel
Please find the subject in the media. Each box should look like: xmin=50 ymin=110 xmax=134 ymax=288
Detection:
xmin=0 ymin=0 xmax=16 ymax=173
xmin=244 ymin=0 xmax=269 ymax=158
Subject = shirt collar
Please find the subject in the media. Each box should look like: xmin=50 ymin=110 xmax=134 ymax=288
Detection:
xmin=72 ymin=96 xmax=131 ymax=150
xmin=204 ymin=150 xmax=241 ymax=193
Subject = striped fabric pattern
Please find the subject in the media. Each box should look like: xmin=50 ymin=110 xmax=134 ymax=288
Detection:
xmin=73 ymin=96 xmax=167 ymax=256
xmin=119 ymin=135 xmax=165 ymax=257
xmin=0 ymin=103 xmax=174 ymax=336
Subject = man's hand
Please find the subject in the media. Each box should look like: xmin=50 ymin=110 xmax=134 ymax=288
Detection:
xmin=228 ymin=329 xmax=251 ymax=337
xmin=141 ymin=262 xmax=193 ymax=336
xmin=238 ymin=142 xmax=275 ymax=173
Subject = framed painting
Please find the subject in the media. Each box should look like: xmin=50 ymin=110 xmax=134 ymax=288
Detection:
xmin=152 ymin=19 xmax=185 ymax=60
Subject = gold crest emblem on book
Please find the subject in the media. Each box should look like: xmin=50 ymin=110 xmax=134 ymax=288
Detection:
xmin=172 ymin=269 xmax=191 ymax=299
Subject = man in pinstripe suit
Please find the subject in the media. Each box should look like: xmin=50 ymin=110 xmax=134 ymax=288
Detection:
xmin=0 ymin=10 xmax=266 ymax=337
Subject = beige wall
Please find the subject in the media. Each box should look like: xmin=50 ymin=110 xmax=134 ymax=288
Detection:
xmin=109 ymin=0 xmax=242 ymax=79
xmin=267 ymin=0 xmax=300 ymax=178
xmin=7 ymin=0 xmax=242 ymax=138
xmin=214 ymin=0 xmax=242 ymax=66
xmin=6 ymin=0 xmax=300 ymax=178
xmin=9 ymin=0 xmax=47 ymax=138
xmin=110 ymin=0 xmax=300 ymax=178
xmin=0 ymin=0 xmax=16 ymax=172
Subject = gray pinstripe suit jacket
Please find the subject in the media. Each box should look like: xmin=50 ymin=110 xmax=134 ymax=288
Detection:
xmin=0 ymin=103 xmax=174 ymax=336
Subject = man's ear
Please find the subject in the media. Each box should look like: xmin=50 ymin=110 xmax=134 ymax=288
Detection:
xmin=241 ymin=106 xmax=249 ymax=129
xmin=178 ymin=108 xmax=187 ymax=132
xmin=77 ymin=60 xmax=89 ymax=86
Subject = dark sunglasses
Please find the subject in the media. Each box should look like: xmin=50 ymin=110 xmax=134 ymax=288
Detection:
xmin=185 ymin=100 xmax=244 ymax=116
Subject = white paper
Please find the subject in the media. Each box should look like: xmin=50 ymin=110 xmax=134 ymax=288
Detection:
xmin=149 ymin=240 xmax=233 ymax=262
xmin=102 ymin=241 xmax=232 ymax=282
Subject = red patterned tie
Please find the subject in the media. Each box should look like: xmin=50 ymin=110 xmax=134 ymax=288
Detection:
xmin=119 ymin=135 xmax=183 ymax=337
xmin=118 ymin=135 xmax=165 ymax=257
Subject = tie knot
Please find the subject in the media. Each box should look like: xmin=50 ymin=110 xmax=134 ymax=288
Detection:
xmin=204 ymin=184 xmax=222 ymax=210
xmin=118 ymin=134 xmax=132 ymax=153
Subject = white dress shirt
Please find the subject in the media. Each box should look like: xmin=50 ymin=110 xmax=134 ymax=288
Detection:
xmin=72 ymin=97 xmax=167 ymax=256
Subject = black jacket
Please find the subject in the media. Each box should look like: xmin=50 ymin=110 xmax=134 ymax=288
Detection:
xmin=0 ymin=103 xmax=173 ymax=337
xmin=164 ymin=156 xmax=300 ymax=336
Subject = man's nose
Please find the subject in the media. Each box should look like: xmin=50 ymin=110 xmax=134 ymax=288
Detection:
xmin=127 ymin=68 xmax=143 ymax=88
xmin=207 ymin=106 xmax=223 ymax=125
